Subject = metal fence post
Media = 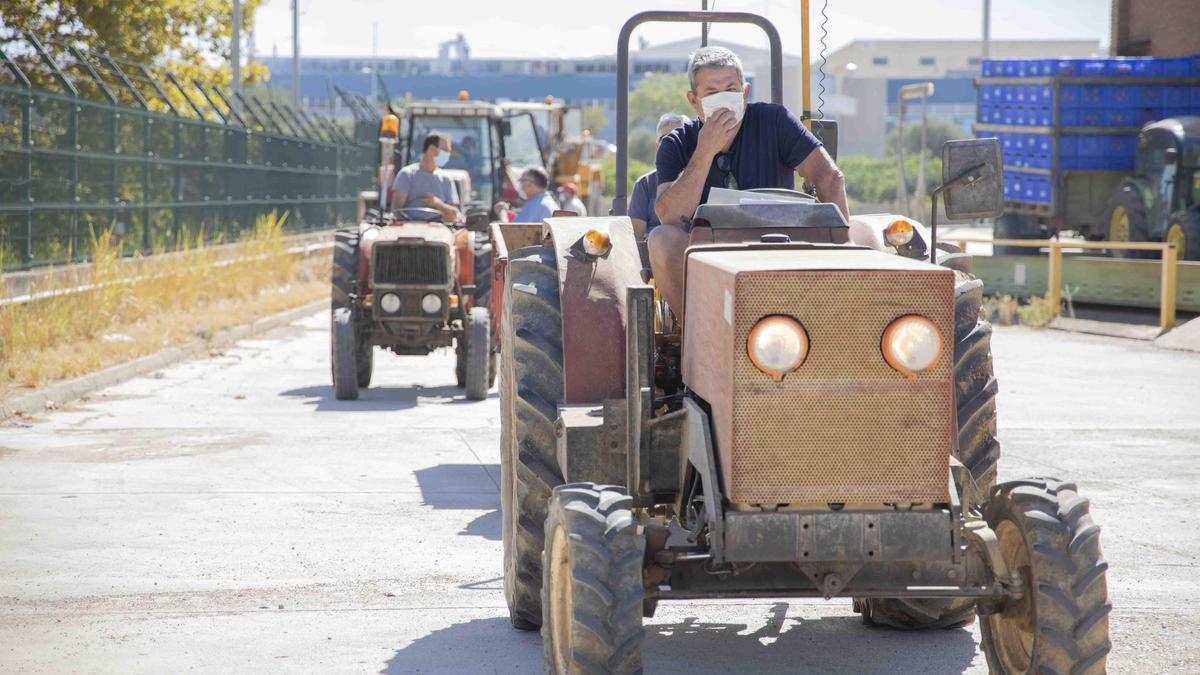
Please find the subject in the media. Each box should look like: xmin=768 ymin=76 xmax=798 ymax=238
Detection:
xmin=1161 ymin=243 xmax=1178 ymax=331
xmin=1047 ymin=242 xmax=1063 ymax=315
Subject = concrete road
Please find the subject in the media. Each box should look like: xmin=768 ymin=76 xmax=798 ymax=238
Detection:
xmin=1 ymin=313 xmax=1198 ymax=673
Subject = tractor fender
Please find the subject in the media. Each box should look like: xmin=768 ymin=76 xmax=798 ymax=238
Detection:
xmin=454 ymin=228 xmax=474 ymax=288
xmin=544 ymin=215 xmax=645 ymax=403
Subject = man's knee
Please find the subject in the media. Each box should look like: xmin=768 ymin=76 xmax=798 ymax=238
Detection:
xmin=647 ymin=226 xmax=687 ymax=270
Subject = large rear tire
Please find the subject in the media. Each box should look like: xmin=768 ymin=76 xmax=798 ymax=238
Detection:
xmin=979 ymin=478 xmax=1111 ymax=674
xmin=542 ymin=484 xmax=645 ymax=675
xmin=500 ymin=245 xmax=565 ymax=630
xmin=331 ymin=308 xmax=359 ymax=401
xmin=856 ymin=265 xmax=1000 ymax=630
xmin=465 ymin=307 xmax=491 ymax=401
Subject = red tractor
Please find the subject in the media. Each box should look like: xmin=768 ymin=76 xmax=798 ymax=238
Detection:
xmin=491 ymin=10 xmax=1110 ymax=675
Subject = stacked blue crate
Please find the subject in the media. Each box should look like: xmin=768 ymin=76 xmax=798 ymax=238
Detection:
xmin=977 ymin=55 xmax=1200 ymax=206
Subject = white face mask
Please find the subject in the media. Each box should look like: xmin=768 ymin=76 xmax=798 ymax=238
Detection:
xmin=700 ymin=90 xmax=745 ymax=123
xmin=435 ymin=149 xmax=451 ymax=168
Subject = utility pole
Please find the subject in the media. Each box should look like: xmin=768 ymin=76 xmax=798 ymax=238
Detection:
xmin=982 ymin=0 xmax=991 ymax=58
xmin=232 ymin=0 xmax=242 ymax=105
xmin=291 ymin=0 xmax=300 ymax=108
xmin=370 ymin=22 xmax=378 ymax=103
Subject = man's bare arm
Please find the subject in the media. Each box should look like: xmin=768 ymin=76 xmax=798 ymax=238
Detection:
xmin=796 ymin=147 xmax=848 ymax=219
xmin=423 ymin=194 xmax=461 ymax=222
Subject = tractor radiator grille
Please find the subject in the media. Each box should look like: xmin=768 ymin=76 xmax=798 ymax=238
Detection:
xmin=726 ymin=270 xmax=955 ymax=506
xmin=372 ymin=243 xmax=449 ymax=286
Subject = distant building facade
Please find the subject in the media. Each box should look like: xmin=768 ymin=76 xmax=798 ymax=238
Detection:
xmin=1112 ymin=0 xmax=1200 ymax=57
xmin=820 ymin=39 xmax=1101 ymax=157
xmin=259 ymin=36 xmax=803 ymax=142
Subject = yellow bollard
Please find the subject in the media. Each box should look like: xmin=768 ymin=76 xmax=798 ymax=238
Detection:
xmin=1047 ymin=243 xmax=1063 ymax=316
xmin=1161 ymin=243 xmax=1177 ymax=331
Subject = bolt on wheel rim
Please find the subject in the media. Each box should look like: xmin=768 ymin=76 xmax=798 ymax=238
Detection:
xmin=548 ymin=526 xmax=572 ymax=675
xmin=988 ymin=520 xmax=1036 ymax=672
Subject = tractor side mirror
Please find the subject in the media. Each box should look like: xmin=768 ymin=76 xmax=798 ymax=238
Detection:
xmin=940 ymin=138 xmax=1003 ymax=220
xmin=810 ymin=119 xmax=838 ymax=162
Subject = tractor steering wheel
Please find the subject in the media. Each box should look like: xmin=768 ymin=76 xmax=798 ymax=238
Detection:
xmin=394 ymin=207 xmax=444 ymax=223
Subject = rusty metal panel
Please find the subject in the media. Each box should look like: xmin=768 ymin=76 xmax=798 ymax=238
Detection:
xmin=547 ymin=216 xmax=646 ymax=403
xmin=723 ymin=269 xmax=955 ymax=506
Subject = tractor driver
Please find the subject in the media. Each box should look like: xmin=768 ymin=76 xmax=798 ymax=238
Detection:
xmin=392 ymin=133 xmax=462 ymax=222
xmin=648 ymin=46 xmax=849 ymax=317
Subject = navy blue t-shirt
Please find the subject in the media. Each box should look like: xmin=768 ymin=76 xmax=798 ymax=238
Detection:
xmin=654 ymin=102 xmax=822 ymax=205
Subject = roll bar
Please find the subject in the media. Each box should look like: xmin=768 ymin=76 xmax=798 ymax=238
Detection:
xmin=613 ymin=11 xmax=784 ymax=215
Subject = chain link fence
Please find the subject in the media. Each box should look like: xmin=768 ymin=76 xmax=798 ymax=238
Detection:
xmin=0 ymin=32 xmax=377 ymax=270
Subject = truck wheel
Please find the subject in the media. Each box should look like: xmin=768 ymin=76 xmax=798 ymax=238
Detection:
xmin=856 ymin=268 xmax=1000 ymax=629
xmin=1102 ymin=188 xmax=1151 ymax=258
xmin=464 ymin=307 xmax=491 ymax=400
xmin=992 ymin=213 xmax=1041 ymax=256
xmin=473 ymin=239 xmax=493 ymax=309
xmin=979 ymin=478 xmax=1110 ymax=674
xmin=1165 ymin=209 xmax=1200 ymax=261
xmin=331 ymin=308 xmax=359 ymax=400
xmin=542 ymin=484 xmax=645 ymax=675
xmin=500 ymin=245 xmax=564 ymax=630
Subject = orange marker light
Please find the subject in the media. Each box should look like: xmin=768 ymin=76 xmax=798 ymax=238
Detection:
xmin=581 ymin=229 xmax=612 ymax=257
xmin=458 ymin=90 xmax=469 ymax=101
xmin=883 ymin=219 xmax=914 ymax=247
xmin=544 ymin=95 xmax=554 ymax=105
xmin=379 ymin=113 xmax=400 ymax=138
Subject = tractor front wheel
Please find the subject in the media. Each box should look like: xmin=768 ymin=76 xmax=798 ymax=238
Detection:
xmin=1102 ymin=187 xmax=1151 ymax=258
xmin=464 ymin=307 xmax=491 ymax=401
xmin=979 ymin=478 xmax=1111 ymax=674
xmin=1165 ymin=209 xmax=1200 ymax=261
xmin=542 ymin=483 xmax=645 ymax=675
xmin=331 ymin=308 xmax=359 ymax=401
xmin=500 ymin=245 xmax=565 ymax=630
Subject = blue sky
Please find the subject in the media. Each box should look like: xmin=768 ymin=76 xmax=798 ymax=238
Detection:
xmin=253 ymin=0 xmax=1110 ymax=59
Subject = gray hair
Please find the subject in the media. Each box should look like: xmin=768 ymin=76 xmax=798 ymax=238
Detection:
xmin=656 ymin=113 xmax=690 ymax=137
xmin=687 ymin=46 xmax=745 ymax=93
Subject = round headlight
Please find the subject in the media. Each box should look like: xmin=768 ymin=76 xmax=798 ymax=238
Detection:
xmin=883 ymin=219 xmax=914 ymax=247
xmin=379 ymin=292 xmax=401 ymax=314
xmin=421 ymin=293 xmax=443 ymax=314
xmin=747 ymin=316 xmax=809 ymax=380
xmin=882 ymin=315 xmax=943 ymax=377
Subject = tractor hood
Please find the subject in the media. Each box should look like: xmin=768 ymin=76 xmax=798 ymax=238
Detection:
xmin=682 ymin=243 xmax=956 ymax=507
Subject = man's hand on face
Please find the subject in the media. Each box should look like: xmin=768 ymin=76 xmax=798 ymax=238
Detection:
xmin=695 ymin=107 xmax=739 ymax=160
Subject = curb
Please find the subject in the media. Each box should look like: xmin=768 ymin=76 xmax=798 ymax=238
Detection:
xmin=1 ymin=298 xmax=327 ymax=421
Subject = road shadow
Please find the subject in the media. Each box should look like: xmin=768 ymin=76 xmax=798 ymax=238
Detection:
xmin=381 ymin=604 xmax=980 ymax=674
xmin=413 ymin=463 xmax=501 ymax=540
xmin=279 ymin=383 xmax=468 ymax=412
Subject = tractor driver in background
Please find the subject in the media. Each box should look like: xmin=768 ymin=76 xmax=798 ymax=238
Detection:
xmin=648 ymin=46 xmax=849 ymax=317
xmin=392 ymin=133 xmax=462 ymax=222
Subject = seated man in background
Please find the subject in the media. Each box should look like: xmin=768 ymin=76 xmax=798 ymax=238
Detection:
xmin=649 ymin=46 xmax=848 ymax=317
xmin=513 ymin=167 xmax=558 ymax=222
xmin=628 ymin=112 xmax=690 ymax=239
xmin=392 ymin=133 xmax=461 ymax=222
xmin=557 ymin=182 xmax=587 ymax=216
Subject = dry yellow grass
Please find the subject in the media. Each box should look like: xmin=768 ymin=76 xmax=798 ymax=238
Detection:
xmin=0 ymin=213 xmax=329 ymax=401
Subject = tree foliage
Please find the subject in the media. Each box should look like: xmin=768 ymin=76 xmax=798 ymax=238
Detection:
xmin=839 ymin=153 xmax=943 ymax=206
xmin=629 ymin=73 xmax=692 ymax=131
xmin=0 ymin=0 xmax=268 ymax=87
xmin=885 ymin=118 xmax=963 ymax=157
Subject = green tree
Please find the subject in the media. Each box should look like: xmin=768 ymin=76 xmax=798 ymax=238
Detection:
xmin=885 ymin=118 xmax=963 ymax=157
xmin=582 ymin=106 xmax=608 ymax=136
xmin=629 ymin=73 xmax=692 ymax=131
xmin=0 ymin=0 xmax=268 ymax=88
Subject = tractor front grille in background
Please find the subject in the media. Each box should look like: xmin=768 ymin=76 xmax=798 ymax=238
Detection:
xmin=372 ymin=243 xmax=449 ymax=286
xmin=727 ymin=270 xmax=955 ymax=506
